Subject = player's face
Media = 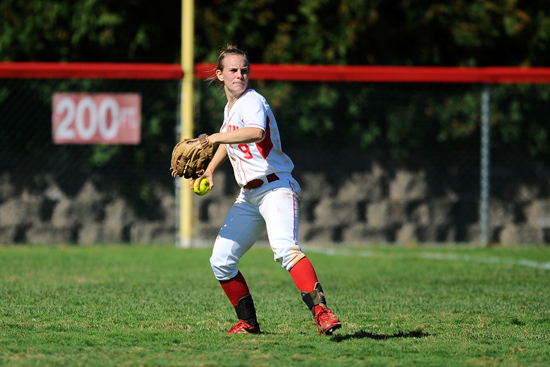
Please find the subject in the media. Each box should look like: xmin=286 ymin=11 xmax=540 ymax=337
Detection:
xmin=217 ymin=55 xmax=249 ymax=98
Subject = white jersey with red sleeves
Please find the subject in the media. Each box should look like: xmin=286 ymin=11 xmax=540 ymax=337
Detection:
xmin=220 ymin=89 xmax=294 ymax=187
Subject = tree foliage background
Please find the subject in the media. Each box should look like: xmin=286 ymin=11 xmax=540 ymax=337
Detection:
xmin=2 ymin=0 xmax=549 ymax=66
xmin=1 ymin=0 xmax=549 ymax=175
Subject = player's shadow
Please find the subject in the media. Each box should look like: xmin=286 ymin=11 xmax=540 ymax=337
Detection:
xmin=331 ymin=329 xmax=430 ymax=342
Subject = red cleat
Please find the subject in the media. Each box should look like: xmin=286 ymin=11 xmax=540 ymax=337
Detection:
xmin=314 ymin=307 xmax=341 ymax=336
xmin=226 ymin=320 xmax=261 ymax=335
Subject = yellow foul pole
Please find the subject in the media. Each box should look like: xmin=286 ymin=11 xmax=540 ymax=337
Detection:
xmin=178 ymin=0 xmax=195 ymax=247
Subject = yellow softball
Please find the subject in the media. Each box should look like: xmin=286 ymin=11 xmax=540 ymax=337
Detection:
xmin=193 ymin=178 xmax=210 ymax=196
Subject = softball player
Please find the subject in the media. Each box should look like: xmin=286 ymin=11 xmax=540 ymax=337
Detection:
xmin=193 ymin=45 xmax=341 ymax=336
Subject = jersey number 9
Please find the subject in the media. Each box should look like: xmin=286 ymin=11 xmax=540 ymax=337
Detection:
xmin=238 ymin=144 xmax=254 ymax=159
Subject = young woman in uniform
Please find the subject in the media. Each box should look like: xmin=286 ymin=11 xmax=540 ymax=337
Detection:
xmin=193 ymin=45 xmax=341 ymax=336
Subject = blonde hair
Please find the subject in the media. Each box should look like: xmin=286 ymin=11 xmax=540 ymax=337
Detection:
xmin=206 ymin=45 xmax=249 ymax=86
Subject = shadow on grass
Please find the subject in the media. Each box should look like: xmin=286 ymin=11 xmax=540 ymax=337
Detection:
xmin=331 ymin=330 xmax=430 ymax=342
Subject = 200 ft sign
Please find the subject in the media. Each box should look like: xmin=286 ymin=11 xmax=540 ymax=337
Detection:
xmin=52 ymin=93 xmax=141 ymax=144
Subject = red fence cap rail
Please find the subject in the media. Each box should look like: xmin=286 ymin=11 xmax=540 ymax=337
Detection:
xmin=0 ymin=62 xmax=183 ymax=80
xmin=2 ymin=62 xmax=550 ymax=84
xmin=196 ymin=63 xmax=550 ymax=84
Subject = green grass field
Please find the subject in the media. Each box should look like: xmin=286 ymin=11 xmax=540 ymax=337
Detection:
xmin=1 ymin=244 xmax=549 ymax=367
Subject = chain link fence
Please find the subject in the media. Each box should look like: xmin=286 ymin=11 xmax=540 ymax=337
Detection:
xmin=1 ymin=66 xmax=549 ymax=245
xmin=0 ymin=76 xmax=180 ymax=244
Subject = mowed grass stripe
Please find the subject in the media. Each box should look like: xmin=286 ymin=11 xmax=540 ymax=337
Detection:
xmin=307 ymin=246 xmax=550 ymax=269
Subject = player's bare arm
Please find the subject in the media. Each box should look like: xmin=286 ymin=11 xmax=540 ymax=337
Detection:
xmin=208 ymin=127 xmax=265 ymax=145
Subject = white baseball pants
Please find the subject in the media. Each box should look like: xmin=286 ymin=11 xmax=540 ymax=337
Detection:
xmin=210 ymin=175 xmax=305 ymax=281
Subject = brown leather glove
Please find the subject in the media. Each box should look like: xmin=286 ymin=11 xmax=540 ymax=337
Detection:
xmin=170 ymin=134 xmax=213 ymax=179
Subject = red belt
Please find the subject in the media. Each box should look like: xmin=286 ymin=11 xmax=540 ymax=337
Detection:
xmin=243 ymin=173 xmax=279 ymax=189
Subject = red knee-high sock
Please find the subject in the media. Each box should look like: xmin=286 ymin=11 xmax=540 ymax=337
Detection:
xmin=219 ymin=271 xmax=250 ymax=307
xmin=289 ymin=257 xmax=319 ymax=293
xmin=290 ymin=257 xmax=326 ymax=314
